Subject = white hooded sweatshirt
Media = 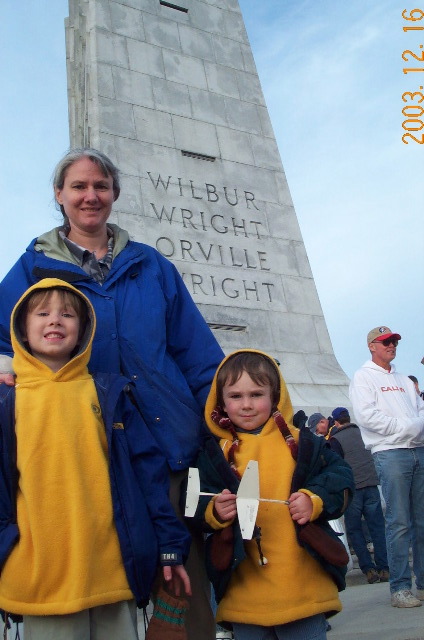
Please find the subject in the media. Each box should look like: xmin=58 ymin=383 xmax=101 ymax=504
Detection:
xmin=349 ymin=360 xmax=424 ymax=454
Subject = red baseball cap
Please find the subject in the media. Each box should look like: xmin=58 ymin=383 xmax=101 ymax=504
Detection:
xmin=367 ymin=326 xmax=401 ymax=344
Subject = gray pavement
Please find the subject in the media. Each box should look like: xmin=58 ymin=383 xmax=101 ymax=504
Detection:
xmin=136 ymin=557 xmax=424 ymax=640
xmin=136 ymin=568 xmax=424 ymax=640
xmin=328 ymin=568 xmax=424 ymax=640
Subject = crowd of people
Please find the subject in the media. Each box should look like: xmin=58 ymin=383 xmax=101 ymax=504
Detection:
xmin=0 ymin=148 xmax=422 ymax=640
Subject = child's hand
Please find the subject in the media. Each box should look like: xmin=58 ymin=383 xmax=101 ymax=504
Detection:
xmin=288 ymin=492 xmax=313 ymax=525
xmin=213 ymin=488 xmax=237 ymax=522
xmin=0 ymin=373 xmax=15 ymax=386
xmin=162 ymin=564 xmax=192 ymax=596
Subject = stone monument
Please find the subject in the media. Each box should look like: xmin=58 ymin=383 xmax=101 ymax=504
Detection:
xmin=65 ymin=0 xmax=350 ymax=413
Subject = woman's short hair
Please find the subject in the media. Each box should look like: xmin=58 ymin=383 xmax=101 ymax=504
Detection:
xmin=52 ymin=148 xmax=121 ymax=218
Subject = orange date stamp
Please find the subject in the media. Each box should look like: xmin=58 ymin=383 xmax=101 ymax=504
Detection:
xmin=402 ymin=9 xmax=424 ymax=144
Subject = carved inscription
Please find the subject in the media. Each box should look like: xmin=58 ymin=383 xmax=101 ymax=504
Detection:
xmin=146 ymin=172 xmax=276 ymax=304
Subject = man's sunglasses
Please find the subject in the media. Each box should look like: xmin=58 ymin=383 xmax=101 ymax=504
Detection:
xmin=374 ymin=338 xmax=398 ymax=347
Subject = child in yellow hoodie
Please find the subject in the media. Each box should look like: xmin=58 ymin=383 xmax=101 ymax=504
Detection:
xmin=194 ymin=350 xmax=354 ymax=640
xmin=0 ymin=278 xmax=191 ymax=640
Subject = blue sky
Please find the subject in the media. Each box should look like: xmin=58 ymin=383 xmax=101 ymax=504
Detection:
xmin=1 ymin=0 xmax=423 ymax=382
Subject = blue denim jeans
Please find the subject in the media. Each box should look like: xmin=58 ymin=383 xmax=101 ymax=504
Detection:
xmin=373 ymin=447 xmax=424 ymax=593
xmin=233 ymin=614 xmax=327 ymax=640
xmin=343 ymin=485 xmax=388 ymax=574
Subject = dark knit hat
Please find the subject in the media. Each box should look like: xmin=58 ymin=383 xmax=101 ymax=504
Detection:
xmin=332 ymin=407 xmax=350 ymax=422
xmin=307 ymin=413 xmax=325 ymax=434
xmin=293 ymin=409 xmax=308 ymax=429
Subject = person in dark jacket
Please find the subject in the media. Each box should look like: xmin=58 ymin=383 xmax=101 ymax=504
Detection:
xmin=409 ymin=375 xmax=424 ymax=401
xmin=0 ymin=278 xmax=191 ymax=640
xmin=0 ymin=148 xmax=224 ymax=639
xmin=188 ymin=350 xmax=354 ymax=639
xmin=329 ymin=407 xmax=389 ymax=585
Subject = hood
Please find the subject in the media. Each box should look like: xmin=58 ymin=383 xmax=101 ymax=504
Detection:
xmin=34 ymin=223 xmax=130 ymax=262
xmin=11 ymin=278 xmax=96 ymax=383
xmin=204 ymin=349 xmax=294 ymax=439
xmin=361 ymin=359 xmax=397 ymax=374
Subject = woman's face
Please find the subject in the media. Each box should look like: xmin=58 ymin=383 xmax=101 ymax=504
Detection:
xmin=55 ymin=157 xmax=115 ymax=235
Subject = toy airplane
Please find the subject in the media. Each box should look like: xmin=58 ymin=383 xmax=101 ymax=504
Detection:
xmin=185 ymin=460 xmax=289 ymax=540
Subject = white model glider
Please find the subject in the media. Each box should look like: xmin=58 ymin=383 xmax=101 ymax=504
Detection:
xmin=185 ymin=460 xmax=289 ymax=540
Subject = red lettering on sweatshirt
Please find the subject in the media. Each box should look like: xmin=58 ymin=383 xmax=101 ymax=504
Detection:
xmin=381 ymin=386 xmax=405 ymax=393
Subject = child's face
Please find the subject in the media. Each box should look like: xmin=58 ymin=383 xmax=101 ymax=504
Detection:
xmin=23 ymin=291 xmax=81 ymax=372
xmin=222 ymin=370 xmax=273 ymax=431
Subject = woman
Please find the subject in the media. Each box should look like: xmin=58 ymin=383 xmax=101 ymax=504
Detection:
xmin=0 ymin=148 xmax=224 ymax=639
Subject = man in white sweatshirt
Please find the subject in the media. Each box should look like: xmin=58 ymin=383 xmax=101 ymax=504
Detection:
xmin=350 ymin=326 xmax=424 ymax=609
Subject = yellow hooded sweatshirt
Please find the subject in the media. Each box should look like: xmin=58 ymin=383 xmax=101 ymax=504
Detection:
xmin=0 ymin=278 xmax=132 ymax=615
xmin=204 ymin=349 xmax=341 ymax=627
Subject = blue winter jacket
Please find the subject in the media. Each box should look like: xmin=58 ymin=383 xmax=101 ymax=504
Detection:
xmin=0 ymin=228 xmax=224 ymax=470
xmin=0 ymin=373 xmax=191 ymax=608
